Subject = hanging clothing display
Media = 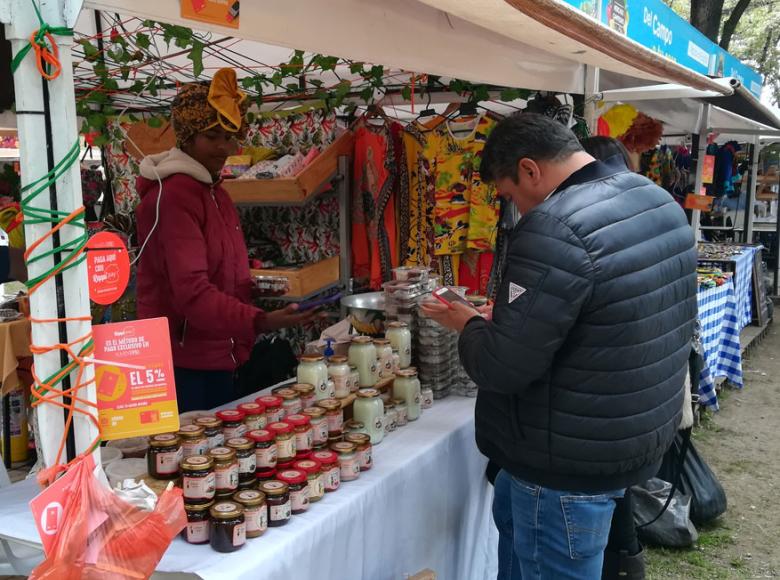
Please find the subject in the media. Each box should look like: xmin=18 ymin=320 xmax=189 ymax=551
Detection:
xmin=402 ymin=121 xmax=436 ymax=270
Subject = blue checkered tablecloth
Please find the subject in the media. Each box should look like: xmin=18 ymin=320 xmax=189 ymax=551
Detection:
xmin=697 ymin=279 xmax=743 ymax=410
xmin=731 ymin=247 xmax=758 ymax=331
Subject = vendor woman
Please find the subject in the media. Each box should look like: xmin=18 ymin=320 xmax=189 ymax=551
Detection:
xmin=135 ymin=68 xmax=317 ymax=412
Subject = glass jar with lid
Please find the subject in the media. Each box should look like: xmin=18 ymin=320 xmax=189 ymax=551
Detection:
xmin=147 ymin=434 xmax=182 ymax=480
xmin=297 ymin=354 xmax=329 ymax=399
xmin=226 ymin=437 xmax=256 ymax=485
xmin=352 ymin=389 xmax=385 ymax=444
xmin=257 ymin=395 xmax=284 ymax=423
xmin=232 ymin=490 xmax=267 ymax=538
xmin=248 ymin=429 xmax=277 ymax=474
xmin=302 ymin=406 xmax=329 ymax=447
xmin=327 ymin=356 xmax=351 ymax=399
xmin=277 ymin=469 xmax=310 ymax=514
xmin=348 ymin=365 xmax=360 ymax=393
xmin=316 ymin=398 xmax=344 ymax=438
xmin=209 ymin=501 xmax=246 ymax=553
xmin=286 ymin=414 xmax=313 ymax=458
xmin=216 ymin=410 xmax=247 ymax=440
xmin=267 ymin=421 xmax=296 ymax=466
xmin=383 ymin=401 xmax=398 ymax=434
xmin=373 ymin=338 xmax=394 ymax=378
xmin=293 ymin=459 xmax=324 ymax=502
xmin=237 ymin=402 xmax=266 ymax=431
xmin=291 ymin=383 xmax=317 ymax=409
xmin=178 ymin=425 xmax=209 ymax=459
xmin=311 ymin=450 xmax=340 ymax=492
xmin=181 ymin=455 xmax=216 ymax=503
xmin=421 ymin=387 xmax=434 ymax=410
xmin=274 ymin=388 xmax=303 ymax=418
xmin=194 ymin=416 xmax=224 ymax=450
xmin=344 ymin=419 xmax=367 ymax=435
xmin=259 ymin=481 xmax=291 ymax=527
xmin=393 ymin=398 xmax=409 ymax=427
xmin=208 ymin=447 xmax=239 ymax=498
xmin=348 ymin=336 xmax=378 ymax=387
xmin=330 ymin=441 xmax=360 ymax=482
xmin=394 ymin=369 xmax=422 ymax=421
xmin=344 ymin=432 xmax=372 ymax=471
xmin=182 ymin=501 xmax=213 ymax=544
xmin=386 ymin=321 xmax=412 ymax=368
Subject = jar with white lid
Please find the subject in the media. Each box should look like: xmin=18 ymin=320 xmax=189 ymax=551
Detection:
xmin=297 ymin=355 xmax=330 ymax=400
xmin=327 ymin=356 xmax=352 ymax=399
xmin=394 ymin=369 xmax=422 ymax=421
xmin=373 ymin=339 xmax=394 ymax=378
xmin=348 ymin=336 xmax=378 ymax=387
xmin=386 ymin=322 xmax=412 ymax=368
xmin=352 ymin=388 xmax=385 ymax=444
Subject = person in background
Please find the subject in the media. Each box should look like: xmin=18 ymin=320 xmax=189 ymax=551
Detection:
xmin=422 ymin=114 xmax=696 ymax=579
xmin=581 ymin=135 xmax=645 ymax=580
xmin=135 ymin=69 xmax=317 ymax=412
xmin=0 ymin=226 xmax=26 ymax=284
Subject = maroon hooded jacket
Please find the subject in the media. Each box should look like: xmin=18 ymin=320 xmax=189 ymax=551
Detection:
xmin=135 ymin=148 xmax=264 ymax=371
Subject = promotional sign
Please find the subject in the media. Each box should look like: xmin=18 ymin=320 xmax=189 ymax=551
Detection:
xmin=85 ymin=232 xmax=130 ymax=305
xmin=181 ymin=0 xmax=240 ymax=29
xmin=702 ymin=155 xmax=716 ymax=185
xmin=92 ymin=318 xmax=179 ymax=440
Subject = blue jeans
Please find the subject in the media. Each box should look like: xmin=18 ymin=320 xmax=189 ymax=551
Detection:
xmin=493 ymin=470 xmax=625 ymax=579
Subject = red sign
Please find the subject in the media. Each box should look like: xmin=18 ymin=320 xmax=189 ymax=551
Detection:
xmin=92 ymin=318 xmax=179 ymax=440
xmin=86 ymin=232 xmax=130 ymax=305
xmin=702 ymin=155 xmax=716 ymax=185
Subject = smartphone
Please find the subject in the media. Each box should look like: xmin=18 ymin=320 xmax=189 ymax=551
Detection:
xmin=297 ymin=292 xmax=343 ymax=312
xmin=432 ymin=287 xmax=472 ymax=308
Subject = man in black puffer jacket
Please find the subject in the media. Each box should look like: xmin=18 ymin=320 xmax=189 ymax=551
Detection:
xmin=421 ymin=113 xmax=696 ymax=580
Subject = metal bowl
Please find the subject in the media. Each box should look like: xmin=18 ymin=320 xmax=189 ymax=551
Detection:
xmin=341 ymin=292 xmax=386 ymax=336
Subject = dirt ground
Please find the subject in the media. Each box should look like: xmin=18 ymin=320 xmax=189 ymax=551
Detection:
xmin=646 ymin=323 xmax=780 ymax=579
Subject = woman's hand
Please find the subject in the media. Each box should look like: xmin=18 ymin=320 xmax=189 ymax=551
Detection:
xmin=263 ymin=304 xmax=325 ymax=331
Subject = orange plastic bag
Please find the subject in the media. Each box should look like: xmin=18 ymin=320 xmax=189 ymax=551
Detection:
xmin=30 ymin=456 xmax=186 ymax=580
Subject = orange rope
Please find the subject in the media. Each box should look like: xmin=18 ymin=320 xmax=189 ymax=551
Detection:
xmin=30 ymin=30 xmax=61 ymax=80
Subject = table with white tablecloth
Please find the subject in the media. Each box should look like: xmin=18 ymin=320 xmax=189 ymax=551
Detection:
xmin=0 ymin=393 xmax=499 ymax=580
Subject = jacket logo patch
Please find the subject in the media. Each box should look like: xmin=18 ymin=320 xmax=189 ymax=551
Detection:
xmin=509 ymin=283 xmax=526 ymax=304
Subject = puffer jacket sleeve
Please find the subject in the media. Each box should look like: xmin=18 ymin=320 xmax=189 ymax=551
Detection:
xmin=459 ymin=210 xmax=595 ymax=395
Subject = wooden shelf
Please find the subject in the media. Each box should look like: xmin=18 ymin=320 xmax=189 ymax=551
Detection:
xmin=224 ymin=131 xmax=354 ymax=205
xmin=252 ymin=256 xmax=339 ymax=300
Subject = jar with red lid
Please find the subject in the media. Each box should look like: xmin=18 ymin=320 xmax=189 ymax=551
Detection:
xmin=330 ymin=441 xmax=360 ymax=482
xmin=311 ymin=450 xmax=340 ymax=492
xmin=277 ymin=469 xmax=309 ymax=514
xmin=286 ymin=414 xmax=313 ymax=458
xmin=267 ymin=421 xmax=296 ymax=465
xmin=255 ymin=469 xmax=277 ymax=483
xmin=233 ymin=490 xmax=267 ymax=538
xmin=209 ymin=501 xmax=246 ymax=553
xmin=258 ymin=481 xmax=291 ymax=527
xmin=248 ymin=429 xmax=277 ymax=472
xmin=316 ymin=398 xmax=343 ymax=438
xmin=208 ymin=447 xmax=239 ymax=498
xmin=216 ymin=410 xmax=247 ymax=440
xmin=293 ymin=459 xmax=324 ymax=503
xmin=181 ymin=455 xmax=216 ymax=503
xmin=182 ymin=501 xmax=213 ymax=545
xmin=147 ymin=434 xmax=182 ymax=480
xmin=256 ymin=395 xmax=284 ymax=423
xmin=344 ymin=433 xmax=372 ymax=471
xmin=302 ymin=407 xmax=328 ymax=447
xmin=237 ymin=402 xmax=266 ymax=431
xmin=178 ymin=425 xmax=209 ymax=458
xmin=274 ymin=388 xmax=302 ymax=418
xmin=226 ymin=437 xmax=256 ymax=485
xmin=291 ymin=383 xmax=316 ymax=410
xmin=195 ymin=416 xmax=224 ymax=449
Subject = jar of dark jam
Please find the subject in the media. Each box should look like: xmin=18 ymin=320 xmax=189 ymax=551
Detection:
xmin=181 ymin=455 xmax=216 ymax=503
xmin=226 ymin=437 xmax=256 ymax=484
xmin=209 ymin=501 xmax=246 ymax=553
xmin=216 ymin=409 xmax=247 ymax=440
xmin=233 ymin=489 xmax=267 ymax=538
xmin=147 ymin=434 xmax=182 ymax=480
xmin=258 ymin=480 xmax=291 ymax=527
xmin=195 ymin=416 xmax=224 ymax=450
xmin=277 ymin=469 xmax=309 ymax=514
xmin=208 ymin=447 xmax=239 ymax=498
xmin=248 ymin=429 xmax=277 ymax=473
xmin=182 ymin=501 xmax=213 ymax=545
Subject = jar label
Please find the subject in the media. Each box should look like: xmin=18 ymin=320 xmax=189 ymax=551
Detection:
xmin=155 ymin=449 xmax=181 ymax=476
xmin=186 ymin=520 xmax=209 ymax=544
xmin=359 ymin=448 xmax=373 ymax=469
xmin=183 ymin=472 xmax=216 ymax=500
xmin=323 ymin=467 xmax=340 ymax=491
xmin=283 ymin=401 xmax=303 ymax=417
xmin=340 ymin=458 xmax=360 ymax=481
xmin=326 ymin=412 xmax=343 ymax=434
xmin=245 ymin=416 xmax=265 ymax=431
xmin=224 ymin=424 xmax=247 ymax=440
xmin=268 ymin=409 xmax=284 ymax=423
xmin=332 ymin=375 xmax=349 ymax=398
xmin=245 ymin=506 xmax=267 ymax=534
xmin=208 ymin=433 xmax=225 ymax=449
xmin=312 ymin=475 xmax=325 ymax=499
xmin=215 ymin=463 xmax=239 ymax=491
xmin=182 ymin=440 xmax=208 ymax=458
xmin=233 ymin=522 xmax=247 ymax=547
xmin=374 ymin=416 xmax=385 ymax=434
xmin=270 ymin=500 xmax=292 ymax=522
xmin=295 ymin=429 xmax=313 ymax=452
xmin=291 ymin=487 xmax=310 ymax=512
xmin=255 ymin=445 xmax=277 ymax=469
xmin=422 ymin=394 xmax=433 ymax=409
xmin=238 ymin=453 xmax=257 ymax=475
xmin=312 ymin=420 xmax=329 ymax=445
xmin=277 ymin=437 xmax=295 ymax=460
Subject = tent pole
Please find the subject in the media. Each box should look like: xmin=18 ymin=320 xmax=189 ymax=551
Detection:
xmin=583 ymin=64 xmax=600 ymax=134
xmin=691 ymin=104 xmax=711 ymax=242
xmin=743 ymin=137 xmax=760 ymax=243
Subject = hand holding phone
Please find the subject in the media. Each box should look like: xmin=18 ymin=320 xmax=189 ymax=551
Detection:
xmin=297 ymin=292 xmax=342 ymax=312
xmin=432 ymin=287 xmax=472 ymax=309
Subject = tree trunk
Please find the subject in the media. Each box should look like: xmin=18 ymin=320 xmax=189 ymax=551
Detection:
xmin=719 ymin=0 xmax=752 ymax=50
xmin=690 ymin=0 xmax=724 ymax=43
